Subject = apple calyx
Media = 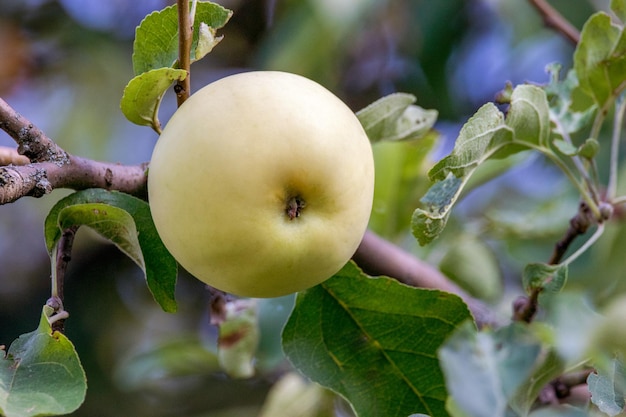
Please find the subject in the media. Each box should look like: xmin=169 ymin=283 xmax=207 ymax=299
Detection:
xmin=286 ymin=195 xmax=306 ymax=220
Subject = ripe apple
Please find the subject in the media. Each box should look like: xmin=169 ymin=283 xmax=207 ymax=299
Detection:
xmin=148 ymin=71 xmax=375 ymax=298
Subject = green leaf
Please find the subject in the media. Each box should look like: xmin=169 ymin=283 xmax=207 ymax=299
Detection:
xmin=412 ymin=82 xmax=554 ymax=245
xmin=132 ymin=1 xmax=232 ymax=75
xmin=528 ymin=405 xmax=589 ymax=417
xmin=195 ymin=22 xmax=224 ymax=61
xmin=544 ymin=65 xmax=595 ymax=136
xmin=0 ymin=306 xmax=86 ymax=417
xmin=438 ymin=323 xmax=541 ymax=417
xmin=411 ymin=102 xmax=519 ymax=245
xmin=258 ymin=372 xmax=336 ymax=417
xmin=613 ymin=0 xmax=626 ymax=22
xmin=370 ymin=132 xmax=439 ymax=238
xmin=573 ymin=10 xmax=626 ymax=108
xmin=57 ymin=203 xmax=145 ymax=270
xmin=120 ymin=67 xmax=187 ymax=130
xmin=522 ymin=263 xmax=568 ymax=300
xmin=113 ymin=336 xmax=219 ymax=391
xmin=509 ymin=349 xmax=566 ymax=416
xmin=545 ymin=291 xmax=599 ymax=365
xmin=356 ymin=93 xmax=438 ymax=143
xmin=588 ymin=358 xmax=626 ymax=416
xmin=282 ymin=261 xmax=472 ymax=417
xmin=428 ymin=103 xmax=514 ymax=181
xmin=552 ymin=139 xmax=579 ymax=156
xmin=411 ymin=173 xmax=461 ymax=246
xmin=44 ymin=189 xmax=178 ymax=313
xmin=505 ymin=84 xmax=551 ymax=148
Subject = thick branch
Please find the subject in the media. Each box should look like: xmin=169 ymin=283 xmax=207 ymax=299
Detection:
xmin=0 ymin=97 xmax=69 ymax=164
xmin=176 ymin=0 xmax=192 ymax=106
xmin=528 ymin=0 xmax=580 ymax=45
xmin=353 ymin=231 xmax=499 ymax=327
xmin=0 ymin=98 xmax=148 ymax=203
xmin=0 ymin=157 xmax=148 ymax=204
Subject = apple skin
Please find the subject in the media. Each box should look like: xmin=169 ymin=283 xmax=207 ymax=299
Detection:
xmin=148 ymin=71 xmax=374 ymax=298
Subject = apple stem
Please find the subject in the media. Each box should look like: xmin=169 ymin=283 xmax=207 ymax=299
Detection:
xmin=286 ymin=196 xmax=306 ymax=220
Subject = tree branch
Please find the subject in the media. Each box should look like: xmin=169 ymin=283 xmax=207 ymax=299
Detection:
xmin=0 ymin=98 xmax=148 ymax=204
xmin=0 ymin=95 xmax=496 ymax=327
xmin=175 ymin=0 xmax=192 ymax=106
xmin=353 ymin=230 xmax=499 ymax=327
xmin=528 ymin=0 xmax=580 ymax=45
xmin=0 ymin=156 xmax=148 ymax=204
xmin=0 ymin=97 xmax=69 ymax=164
xmin=513 ymin=202 xmax=594 ymax=323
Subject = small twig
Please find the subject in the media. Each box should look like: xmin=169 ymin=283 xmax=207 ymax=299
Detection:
xmin=175 ymin=0 xmax=192 ymax=106
xmin=528 ymin=0 xmax=580 ymax=45
xmin=353 ymin=230 xmax=499 ymax=327
xmin=47 ymin=226 xmax=77 ymax=333
xmin=0 ymin=146 xmax=29 ymax=166
xmin=513 ymin=202 xmax=594 ymax=323
xmin=538 ymin=369 xmax=593 ymax=405
xmin=549 ymin=202 xmax=593 ymax=265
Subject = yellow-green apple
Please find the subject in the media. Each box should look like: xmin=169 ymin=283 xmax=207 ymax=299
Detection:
xmin=148 ymin=71 xmax=374 ymax=297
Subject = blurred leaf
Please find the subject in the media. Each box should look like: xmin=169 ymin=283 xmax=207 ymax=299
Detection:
xmin=438 ymin=323 xmax=541 ymax=417
xmin=44 ymin=189 xmax=178 ymax=313
xmin=256 ymin=295 xmax=296 ymax=372
xmin=56 ymin=203 xmax=144 ymax=269
xmin=257 ymin=372 xmax=337 ymax=417
xmin=505 ymin=85 xmax=551 ymax=148
xmin=544 ymin=65 xmax=595 ymax=136
xmin=370 ymin=133 xmax=439 ymax=238
xmin=217 ymin=299 xmax=259 ymax=379
xmin=356 ymin=93 xmax=438 ymax=143
xmin=120 ymin=67 xmax=187 ymax=130
xmin=614 ymin=0 xmax=626 ymax=22
xmin=114 ymin=337 xmax=219 ymax=391
xmin=588 ymin=359 xmax=626 ymax=416
xmin=132 ymin=1 xmax=232 ymax=75
xmin=438 ymin=235 xmax=502 ymax=302
xmin=544 ymin=292 xmax=598 ymax=365
xmin=528 ymin=406 xmax=589 ymax=417
xmin=0 ymin=305 xmax=86 ymax=417
xmin=509 ymin=349 xmax=565 ymax=416
xmin=283 ymin=261 xmax=472 ymax=417
xmin=573 ymin=9 xmax=626 ymax=108
xmin=522 ymin=263 xmax=568 ymax=300
xmin=552 ymin=139 xmax=580 ymax=156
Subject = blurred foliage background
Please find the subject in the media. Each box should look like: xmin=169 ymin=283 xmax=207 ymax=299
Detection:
xmin=0 ymin=0 xmax=618 ymax=416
